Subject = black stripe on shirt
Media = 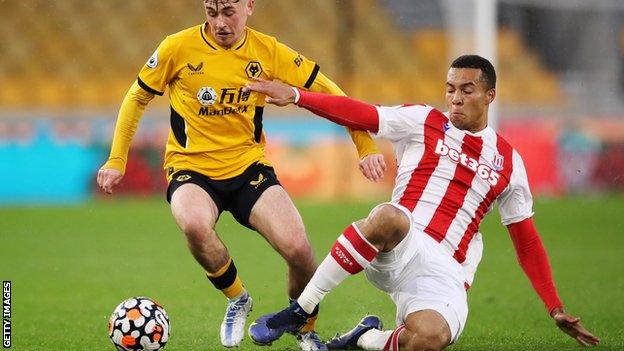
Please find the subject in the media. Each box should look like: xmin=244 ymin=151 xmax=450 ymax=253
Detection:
xmin=170 ymin=106 xmax=187 ymax=148
xmin=137 ymin=77 xmax=163 ymax=96
xmin=253 ymin=106 xmax=264 ymax=143
xmin=303 ymin=64 xmax=320 ymax=89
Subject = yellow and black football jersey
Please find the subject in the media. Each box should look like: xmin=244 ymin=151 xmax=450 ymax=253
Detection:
xmin=109 ymin=24 xmax=378 ymax=180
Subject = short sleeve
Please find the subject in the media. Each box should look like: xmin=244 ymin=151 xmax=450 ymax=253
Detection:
xmin=273 ymin=42 xmax=319 ymax=89
xmin=497 ymin=150 xmax=535 ymax=225
xmin=137 ymin=37 xmax=178 ymax=96
xmin=374 ymin=104 xmax=432 ymax=142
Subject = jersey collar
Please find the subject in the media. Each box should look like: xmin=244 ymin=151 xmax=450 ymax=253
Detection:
xmin=443 ymin=111 xmax=495 ymax=138
xmin=200 ymin=24 xmax=248 ymax=51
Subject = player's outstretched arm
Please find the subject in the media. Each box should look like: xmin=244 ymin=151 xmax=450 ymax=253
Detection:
xmin=97 ymin=80 xmax=155 ymax=194
xmin=507 ymin=218 xmax=600 ymax=346
xmin=245 ymin=78 xmax=380 ymax=132
xmin=306 ymin=72 xmax=387 ymax=182
xmin=245 ymin=79 xmax=386 ymax=181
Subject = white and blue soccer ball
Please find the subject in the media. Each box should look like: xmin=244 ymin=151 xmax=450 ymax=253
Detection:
xmin=108 ymin=297 xmax=170 ymax=351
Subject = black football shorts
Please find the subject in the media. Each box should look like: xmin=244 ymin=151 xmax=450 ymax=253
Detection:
xmin=167 ymin=162 xmax=280 ymax=230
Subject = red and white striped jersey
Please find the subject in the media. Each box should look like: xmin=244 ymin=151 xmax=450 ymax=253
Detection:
xmin=374 ymin=104 xmax=534 ymax=285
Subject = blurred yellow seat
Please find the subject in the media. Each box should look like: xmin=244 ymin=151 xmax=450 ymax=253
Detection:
xmin=0 ymin=1 xmax=562 ymax=111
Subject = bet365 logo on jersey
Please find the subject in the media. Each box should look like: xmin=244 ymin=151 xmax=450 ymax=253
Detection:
xmin=434 ymin=139 xmax=501 ymax=186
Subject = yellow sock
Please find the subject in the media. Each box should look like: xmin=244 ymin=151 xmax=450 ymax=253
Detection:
xmin=300 ymin=314 xmax=318 ymax=333
xmin=206 ymin=258 xmax=245 ymax=299
xmin=221 ymin=276 xmax=244 ymax=299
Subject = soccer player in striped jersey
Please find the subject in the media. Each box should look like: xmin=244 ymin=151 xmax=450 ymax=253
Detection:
xmin=244 ymin=55 xmax=600 ymax=350
xmin=96 ymin=1 xmax=386 ymax=350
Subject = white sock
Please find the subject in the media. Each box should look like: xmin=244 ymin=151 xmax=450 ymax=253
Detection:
xmin=360 ymin=325 xmax=406 ymax=351
xmin=296 ymin=255 xmax=346 ymax=313
xmin=297 ymin=223 xmax=378 ymax=314
xmin=357 ymin=329 xmax=394 ymax=350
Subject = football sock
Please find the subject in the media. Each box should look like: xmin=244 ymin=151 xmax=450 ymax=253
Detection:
xmin=206 ymin=258 xmax=245 ymax=299
xmin=299 ymin=315 xmax=318 ymax=333
xmin=289 ymin=298 xmax=319 ymax=316
xmin=297 ymin=223 xmax=379 ymax=314
xmin=357 ymin=329 xmax=394 ymax=351
xmin=290 ymin=298 xmax=320 ymax=332
xmin=381 ymin=325 xmax=406 ymax=351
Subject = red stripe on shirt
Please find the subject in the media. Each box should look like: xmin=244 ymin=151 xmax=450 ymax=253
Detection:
xmin=425 ymin=134 xmax=484 ymax=242
xmin=343 ymin=225 xmax=378 ymax=262
xmin=330 ymin=241 xmax=364 ymax=274
xmin=398 ymin=110 xmax=448 ymax=211
xmin=453 ymin=134 xmax=514 ymax=262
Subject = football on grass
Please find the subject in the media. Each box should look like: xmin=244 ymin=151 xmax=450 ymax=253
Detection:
xmin=108 ymin=297 xmax=170 ymax=351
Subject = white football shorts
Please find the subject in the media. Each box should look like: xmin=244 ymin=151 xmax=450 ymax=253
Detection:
xmin=364 ymin=203 xmax=469 ymax=343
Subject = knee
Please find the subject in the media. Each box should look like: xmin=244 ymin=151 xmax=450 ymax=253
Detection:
xmin=175 ymin=214 xmax=212 ymax=246
xmin=407 ymin=334 xmax=448 ymax=351
xmin=359 ymin=204 xmax=410 ymax=245
xmin=183 ymin=223 xmax=211 ymax=246
xmin=405 ymin=328 xmax=450 ymax=351
xmin=281 ymin=230 xmax=314 ymax=265
xmin=170 ymin=185 xmax=219 ymax=245
xmin=285 ymin=239 xmax=314 ymax=265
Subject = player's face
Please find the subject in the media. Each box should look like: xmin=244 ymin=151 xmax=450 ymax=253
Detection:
xmin=445 ymin=68 xmax=495 ymax=133
xmin=204 ymin=0 xmax=254 ymax=48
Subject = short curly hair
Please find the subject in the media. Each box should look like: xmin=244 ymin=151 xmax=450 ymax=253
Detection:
xmin=450 ymin=55 xmax=496 ymax=90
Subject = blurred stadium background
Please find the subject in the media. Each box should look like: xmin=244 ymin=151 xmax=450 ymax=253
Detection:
xmin=1 ymin=0 xmax=624 ymax=203
xmin=2 ymin=1 xmax=624 ymax=350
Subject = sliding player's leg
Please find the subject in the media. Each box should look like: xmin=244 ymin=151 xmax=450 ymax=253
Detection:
xmin=328 ymin=232 xmax=468 ymax=351
xmin=249 ymin=203 xmax=411 ymax=346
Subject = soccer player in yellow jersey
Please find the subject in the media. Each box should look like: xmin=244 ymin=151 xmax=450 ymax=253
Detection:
xmin=96 ymin=1 xmax=386 ymax=350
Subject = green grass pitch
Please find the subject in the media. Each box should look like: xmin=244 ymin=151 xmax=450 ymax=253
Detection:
xmin=1 ymin=195 xmax=623 ymax=350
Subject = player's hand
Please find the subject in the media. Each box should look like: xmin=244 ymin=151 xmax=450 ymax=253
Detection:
xmin=551 ymin=308 xmax=600 ymax=346
xmin=359 ymin=153 xmax=387 ymax=182
xmin=97 ymin=168 xmax=123 ymax=194
xmin=244 ymin=78 xmax=296 ymax=106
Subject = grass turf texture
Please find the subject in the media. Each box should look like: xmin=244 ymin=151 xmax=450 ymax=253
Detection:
xmin=1 ymin=195 xmax=622 ymax=350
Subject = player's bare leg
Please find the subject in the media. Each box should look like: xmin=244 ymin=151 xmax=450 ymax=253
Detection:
xmin=353 ymin=204 xmax=411 ymax=252
xmin=170 ymin=183 xmax=252 ymax=347
xmin=248 ymin=185 xmax=326 ymax=350
xmin=397 ymin=310 xmax=452 ymax=351
xmin=249 ymin=185 xmax=317 ymax=298
xmin=170 ymin=183 xmax=229 ymax=271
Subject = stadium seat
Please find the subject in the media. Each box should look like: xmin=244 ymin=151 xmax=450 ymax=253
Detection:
xmin=0 ymin=0 xmax=562 ymax=110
